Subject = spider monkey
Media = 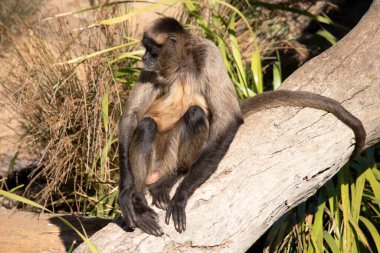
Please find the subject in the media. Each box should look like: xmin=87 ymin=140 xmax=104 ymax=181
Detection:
xmin=118 ymin=17 xmax=366 ymax=236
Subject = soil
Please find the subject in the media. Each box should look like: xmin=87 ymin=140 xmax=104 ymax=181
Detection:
xmin=0 ymin=208 xmax=111 ymax=253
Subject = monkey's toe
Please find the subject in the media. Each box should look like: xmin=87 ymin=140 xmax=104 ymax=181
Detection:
xmin=136 ymin=211 xmax=164 ymax=237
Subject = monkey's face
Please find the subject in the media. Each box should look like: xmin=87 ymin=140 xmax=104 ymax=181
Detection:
xmin=142 ymin=33 xmax=161 ymax=72
xmin=142 ymin=24 xmax=195 ymax=87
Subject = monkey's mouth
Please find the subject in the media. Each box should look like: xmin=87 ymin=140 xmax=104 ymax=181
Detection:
xmin=142 ymin=61 xmax=157 ymax=72
xmin=143 ymin=65 xmax=155 ymax=72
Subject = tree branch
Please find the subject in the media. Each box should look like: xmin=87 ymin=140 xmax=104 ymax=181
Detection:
xmin=74 ymin=0 xmax=380 ymax=252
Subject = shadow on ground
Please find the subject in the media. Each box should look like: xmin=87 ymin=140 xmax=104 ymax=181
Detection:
xmin=48 ymin=215 xmax=112 ymax=251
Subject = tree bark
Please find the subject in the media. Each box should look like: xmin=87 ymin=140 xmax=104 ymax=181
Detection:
xmin=74 ymin=1 xmax=380 ymax=252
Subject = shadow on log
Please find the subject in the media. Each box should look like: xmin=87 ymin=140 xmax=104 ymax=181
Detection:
xmin=75 ymin=0 xmax=380 ymax=252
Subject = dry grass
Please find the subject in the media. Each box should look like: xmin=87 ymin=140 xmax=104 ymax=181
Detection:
xmin=0 ymin=5 xmax=137 ymax=215
xmin=0 ymin=0 xmax=335 ymax=215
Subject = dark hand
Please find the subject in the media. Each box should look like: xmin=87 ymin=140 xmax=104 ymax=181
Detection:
xmin=150 ymin=186 xmax=171 ymax=210
xmin=165 ymin=193 xmax=187 ymax=233
xmin=134 ymin=206 xmax=163 ymax=237
xmin=118 ymin=188 xmax=137 ymax=228
xmin=119 ymin=190 xmax=164 ymax=236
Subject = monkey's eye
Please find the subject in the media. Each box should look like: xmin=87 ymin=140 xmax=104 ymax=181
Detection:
xmin=168 ymin=34 xmax=177 ymax=43
xmin=146 ymin=47 xmax=157 ymax=57
xmin=144 ymin=44 xmax=151 ymax=51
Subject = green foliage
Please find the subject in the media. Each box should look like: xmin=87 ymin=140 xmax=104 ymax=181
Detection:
xmin=1 ymin=15 xmax=129 ymax=217
xmin=249 ymin=1 xmax=342 ymax=28
xmin=64 ymin=0 xmax=266 ymax=98
xmin=272 ymin=50 xmax=282 ymax=90
xmin=64 ymin=39 xmax=141 ymax=64
xmin=1 ymin=2 xmax=377 ymax=252
xmin=316 ymin=29 xmax=338 ymax=45
xmin=265 ymin=149 xmax=380 ymax=253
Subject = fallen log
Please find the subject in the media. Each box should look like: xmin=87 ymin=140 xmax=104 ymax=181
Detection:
xmin=74 ymin=0 xmax=380 ymax=252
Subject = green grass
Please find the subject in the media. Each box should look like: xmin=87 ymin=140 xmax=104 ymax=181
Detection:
xmin=265 ymin=148 xmax=380 ymax=253
xmin=1 ymin=1 xmax=378 ymax=252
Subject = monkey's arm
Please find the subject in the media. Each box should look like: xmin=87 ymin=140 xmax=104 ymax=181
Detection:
xmin=118 ymin=81 xmax=160 ymax=228
xmin=166 ymin=80 xmax=243 ymax=233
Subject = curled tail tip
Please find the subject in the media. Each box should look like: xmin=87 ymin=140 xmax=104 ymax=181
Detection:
xmin=351 ymin=125 xmax=366 ymax=159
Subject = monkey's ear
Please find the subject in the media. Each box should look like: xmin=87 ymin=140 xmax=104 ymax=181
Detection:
xmin=168 ymin=34 xmax=177 ymax=43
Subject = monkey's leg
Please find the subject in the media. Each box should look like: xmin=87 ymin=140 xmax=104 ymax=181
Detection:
xmin=122 ymin=117 xmax=163 ymax=236
xmin=166 ymin=112 xmax=242 ymax=233
xmin=150 ymin=106 xmax=209 ymax=214
xmin=151 ymin=106 xmax=209 ymax=232
xmin=178 ymin=105 xmax=210 ymax=166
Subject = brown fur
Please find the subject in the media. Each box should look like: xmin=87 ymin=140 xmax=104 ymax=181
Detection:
xmin=240 ymin=90 xmax=366 ymax=156
xmin=145 ymin=81 xmax=209 ymax=133
xmin=118 ymin=17 xmax=365 ymax=236
xmin=126 ymin=21 xmax=242 ymax=194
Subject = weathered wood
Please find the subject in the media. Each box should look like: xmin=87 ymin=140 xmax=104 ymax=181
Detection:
xmin=0 ymin=208 xmax=110 ymax=253
xmin=74 ymin=0 xmax=380 ymax=252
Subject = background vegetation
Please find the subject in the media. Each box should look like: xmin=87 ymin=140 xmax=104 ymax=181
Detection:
xmin=0 ymin=0 xmax=378 ymax=252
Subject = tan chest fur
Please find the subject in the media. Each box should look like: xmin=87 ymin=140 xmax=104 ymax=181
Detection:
xmin=145 ymin=82 xmax=208 ymax=133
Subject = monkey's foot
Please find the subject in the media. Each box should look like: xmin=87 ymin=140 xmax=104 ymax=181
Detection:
xmin=135 ymin=207 xmax=164 ymax=237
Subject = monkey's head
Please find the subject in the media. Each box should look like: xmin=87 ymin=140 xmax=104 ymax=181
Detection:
xmin=142 ymin=17 xmax=191 ymax=84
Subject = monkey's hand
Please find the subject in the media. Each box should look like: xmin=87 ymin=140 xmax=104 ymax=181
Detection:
xmin=165 ymin=193 xmax=187 ymax=233
xmin=134 ymin=205 xmax=163 ymax=237
xmin=119 ymin=189 xmax=164 ymax=236
xmin=118 ymin=188 xmax=137 ymax=226
xmin=150 ymin=187 xmax=171 ymax=210
xmin=148 ymin=174 xmax=181 ymax=210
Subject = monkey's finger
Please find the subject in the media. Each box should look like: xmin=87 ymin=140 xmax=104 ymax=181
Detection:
xmin=161 ymin=204 xmax=168 ymax=210
xmin=162 ymin=194 xmax=170 ymax=210
xmin=165 ymin=207 xmax=172 ymax=225
xmin=173 ymin=208 xmax=182 ymax=233
xmin=174 ymin=207 xmax=186 ymax=233
xmin=140 ymin=210 xmax=163 ymax=236
xmin=139 ymin=218 xmax=163 ymax=237
xmin=138 ymin=220 xmax=155 ymax=236
xmin=143 ymin=223 xmax=160 ymax=237
xmin=155 ymin=200 xmax=162 ymax=209
xmin=181 ymin=209 xmax=186 ymax=232
xmin=155 ymin=195 xmax=162 ymax=208
xmin=124 ymin=214 xmax=135 ymax=228
xmin=153 ymin=193 xmax=165 ymax=210
xmin=125 ymin=200 xmax=137 ymax=227
xmin=149 ymin=209 xmax=160 ymax=223
xmin=152 ymin=198 xmax=162 ymax=209
xmin=152 ymin=198 xmax=158 ymax=208
xmin=151 ymin=222 xmax=164 ymax=237
xmin=158 ymin=197 xmax=167 ymax=210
